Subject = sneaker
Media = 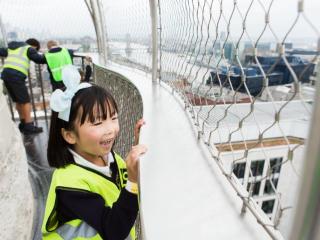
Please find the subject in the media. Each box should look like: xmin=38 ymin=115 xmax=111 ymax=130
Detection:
xmin=21 ymin=122 xmax=43 ymax=135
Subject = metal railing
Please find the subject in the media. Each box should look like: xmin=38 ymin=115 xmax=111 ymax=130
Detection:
xmin=156 ymin=0 xmax=318 ymax=238
xmin=0 ymin=55 xmax=89 ymax=125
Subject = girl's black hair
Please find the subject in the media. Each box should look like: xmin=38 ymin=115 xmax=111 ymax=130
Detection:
xmin=47 ymin=84 xmax=118 ymax=168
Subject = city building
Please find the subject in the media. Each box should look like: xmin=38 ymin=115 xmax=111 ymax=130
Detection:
xmin=196 ymin=100 xmax=311 ymax=238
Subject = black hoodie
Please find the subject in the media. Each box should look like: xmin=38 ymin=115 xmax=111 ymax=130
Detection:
xmin=0 ymin=41 xmax=45 ymax=79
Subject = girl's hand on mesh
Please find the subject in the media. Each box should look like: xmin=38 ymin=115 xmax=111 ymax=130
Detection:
xmin=126 ymin=144 xmax=147 ymax=183
xmin=134 ymin=119 xmax=145 ymax=145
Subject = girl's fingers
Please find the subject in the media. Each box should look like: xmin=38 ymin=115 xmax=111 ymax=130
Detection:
xmin=132 ymin=145 xmax=147 ymax=155
xmin=135 ymin=119 xmax=146 ymax=130
xmin=127 ymin=145 xmax=147 ymax=162
xmin=134 ymin=119 xmax=145 ymax=145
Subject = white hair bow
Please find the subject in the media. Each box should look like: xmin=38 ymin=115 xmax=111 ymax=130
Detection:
xmin=50 ymin=65 xmax=91 ymax=121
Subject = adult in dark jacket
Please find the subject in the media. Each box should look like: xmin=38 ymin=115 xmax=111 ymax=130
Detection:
xmin=0 ymin=38 xmax=45 ymax=134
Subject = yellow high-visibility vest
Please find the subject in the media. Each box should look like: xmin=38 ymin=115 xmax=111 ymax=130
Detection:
xmin=42 ymin=152 xmax=136 ymax=240
xmin=45 ymin=48 xmax=72 ymax=82
xmin=3 ymin=46 xmax=30 ymax=76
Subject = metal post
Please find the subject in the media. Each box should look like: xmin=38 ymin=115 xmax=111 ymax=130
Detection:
xmin=96 ymin=0 xmax=108 ymax=61
xmin=92 ymin=64 xmax=96 ymax=83
xmin=149 ymin=0 xmax=159 ymax=82
xmin=88 ymin=0 xmax=107 ymax=66
xmin=6 ymin=90 xmax=15 ymax=121
xmin=37 ymin=64 xmax=48 ymax=123
xmin=27 ymin=72 xmax=37 ymax=125
xmin=81 ymin=56 xmax=85 ymax=72
xmin=289 ymin=61 xmax=320 ymax=240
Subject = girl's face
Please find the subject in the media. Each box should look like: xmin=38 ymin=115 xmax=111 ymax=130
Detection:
xmin=72 ymin=105 xmax=119 ymax=164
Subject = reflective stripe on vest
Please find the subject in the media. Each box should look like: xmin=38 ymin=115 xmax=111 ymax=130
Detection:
xmin=42 ymin=220 xmax=100 ymax=240
xmin=3 ymin=46 xmax=30 ymax=76
xmin=45 ymin=48 xmax=72 ymax=82
xmin=43 ymin=221 xmax=132 ymax=240
xmin=42 ymin=152 xmax=136 ymax=240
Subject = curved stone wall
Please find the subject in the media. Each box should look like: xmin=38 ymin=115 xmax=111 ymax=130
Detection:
xmin=0 ymin=80 xmax=34 ymax=240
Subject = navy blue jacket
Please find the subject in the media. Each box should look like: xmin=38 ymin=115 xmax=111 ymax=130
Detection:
xmin=0 ymin=41 xmax=45 ymax=80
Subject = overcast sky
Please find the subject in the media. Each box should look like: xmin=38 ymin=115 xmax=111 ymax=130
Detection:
xmin=0 ymin=0 xmax=319 ymax=44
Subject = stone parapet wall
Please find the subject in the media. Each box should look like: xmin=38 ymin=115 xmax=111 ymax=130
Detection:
xmin=0 ymin=80 xmax=34 ymax=240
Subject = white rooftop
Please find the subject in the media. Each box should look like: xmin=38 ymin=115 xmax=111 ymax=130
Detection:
xmin=195 ymin=101 xmax=312 ymax=143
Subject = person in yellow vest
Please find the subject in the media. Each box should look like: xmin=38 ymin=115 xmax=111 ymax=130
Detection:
xmin=42 ymin=65 xmax=147 ymax=240
xmin=0 ymin=38 xmax=44 ymax=134
xmin=44 ymin=40 xmax=92 ymax=91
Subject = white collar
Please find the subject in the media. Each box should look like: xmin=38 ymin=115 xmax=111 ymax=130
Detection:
xmin=68 ymin=148 xmax=114 ymax=177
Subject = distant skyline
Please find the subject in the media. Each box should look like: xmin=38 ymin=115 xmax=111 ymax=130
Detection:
xmin=0 ymin=0 xmax=319 ymax=43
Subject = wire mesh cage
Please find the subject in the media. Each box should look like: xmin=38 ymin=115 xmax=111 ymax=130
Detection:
xmin=156 ymin=0 xmax=319 ymax=237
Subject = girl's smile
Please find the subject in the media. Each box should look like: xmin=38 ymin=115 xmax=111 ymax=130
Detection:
xmin=100 ymin=137 xmax=115 ymax=150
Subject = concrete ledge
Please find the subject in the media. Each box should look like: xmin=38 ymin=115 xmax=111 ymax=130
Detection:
xmin=0 ymin=80 xmax=34 ymax=240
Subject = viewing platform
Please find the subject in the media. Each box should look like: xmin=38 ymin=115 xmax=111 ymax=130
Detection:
xmin=1 ymin=0 xmax=320 ymax=239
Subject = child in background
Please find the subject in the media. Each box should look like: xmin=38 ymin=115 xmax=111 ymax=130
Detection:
xmin=42 ymin=65 xmax=147 ymax=240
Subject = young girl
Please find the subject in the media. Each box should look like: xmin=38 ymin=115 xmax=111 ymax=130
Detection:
xmin=42 ymin=66 xmax=147 ymax=240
